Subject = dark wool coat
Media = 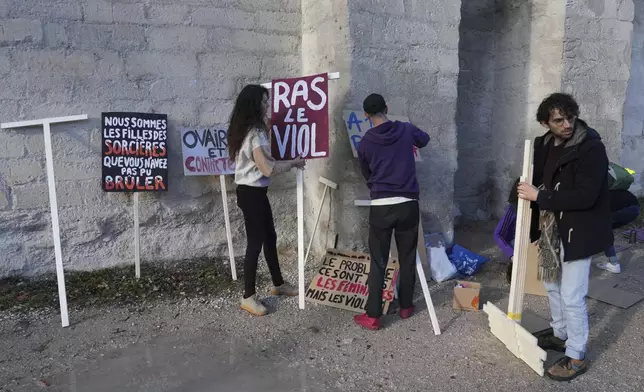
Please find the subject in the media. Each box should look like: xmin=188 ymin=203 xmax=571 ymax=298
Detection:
xmin=529 ymin=119 xmax=614 ymax=262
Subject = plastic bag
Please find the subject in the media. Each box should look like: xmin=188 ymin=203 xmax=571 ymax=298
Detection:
xmin=425 ymin=233 xmax=457 ymax=282
xmin=607 ymin=162 xmax=635 ymax=190
xmin=448 ymin=244 xmax=488 ymax=276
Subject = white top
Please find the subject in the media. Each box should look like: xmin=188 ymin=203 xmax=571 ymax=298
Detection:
xmin=234 ymin=128 xmax=271 ymax=187
xmin=370 ymin=197 xmax=416 ymax=206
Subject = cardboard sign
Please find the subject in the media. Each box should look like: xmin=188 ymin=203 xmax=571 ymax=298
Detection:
xmin=102 ymin=112 xmax=168 ymax=192
xmin=342 ymin=110 xmax=422 ymax=162
xmin=525 ymin=242 xmax=547 ymax=297
xmin=181 ymin=128 xmax=235 ymax=176
xmin=305 ymin=249 xmax=399 ymax=314
xmin=271 ymin=73 xmax=329 ymax=160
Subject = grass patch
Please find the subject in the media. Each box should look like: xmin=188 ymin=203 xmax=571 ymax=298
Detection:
xmin=0 ymin=259 xmax=237 ymax=312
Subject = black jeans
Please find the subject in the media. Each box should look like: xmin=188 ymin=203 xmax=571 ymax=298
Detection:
xmin=366 ymin=201 xmax=419 ymax=318
xmin=236 ymin=185 xmax=284 ymax=298
xmin=604 ymin=205 xmax=641 ymax=258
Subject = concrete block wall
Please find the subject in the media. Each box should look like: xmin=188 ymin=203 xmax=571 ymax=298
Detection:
xmin=456 ymin=0 xmax=635 ymax=220
xmin=0 ymin=0 xmax=303 ymax=277
xmin=456 ymin=0 xmax=567 ymax=220
xmin=299 ymin=0 xmax=461 ymax=253
xmin=339 ymin=0 xmax=461 ymax=244
xmin=622 ymin=0 xmax=644 ymax=194
xmin=562 ymin=0 xmax=635 ymax=162
xmin=454 ymin=0 xmax=496 ymax=221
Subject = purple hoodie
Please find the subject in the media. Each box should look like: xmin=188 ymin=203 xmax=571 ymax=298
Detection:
xmin=357 ymin=120 xmax=430 ymax=200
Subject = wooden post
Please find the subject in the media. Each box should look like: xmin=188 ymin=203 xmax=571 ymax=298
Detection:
xmin=220 ymin=175 xmax=237 ymax=280
xmin=304 ymin=176 xmax=337 ymax=265
xmin=507 ymin=139 xmax=534 ymax=321
xmin=296 ymin=169 xmax=305 ymax=309
xmin=1 ymin=114 xmax=89 ymax=328
xmin=133 ymin=193 xmax=140 ymax=279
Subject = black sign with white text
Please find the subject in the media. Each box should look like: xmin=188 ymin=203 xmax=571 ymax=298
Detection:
xmin=101 ymin=112 xmax=169 ymax=192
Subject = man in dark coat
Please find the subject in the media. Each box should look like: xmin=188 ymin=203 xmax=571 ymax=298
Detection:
xmin=517 ymin=93 xmax=613 ymax=381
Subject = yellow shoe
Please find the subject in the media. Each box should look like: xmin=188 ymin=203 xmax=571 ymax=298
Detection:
xmin=240 ymin=295 xmax=268 ymax=316
xmin=271 ymin=282 xmax=298 ymax=296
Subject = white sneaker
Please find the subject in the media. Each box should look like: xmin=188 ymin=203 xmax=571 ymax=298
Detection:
xmin=596 ymin=261 xmax=621 ymax=274
xmin=241 ymin=295 xmax=268 ymax=316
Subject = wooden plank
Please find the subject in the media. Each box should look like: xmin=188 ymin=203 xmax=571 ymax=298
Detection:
xmin=43 ymin=122 xmax=69 ymax=328
xmin=297 ymin=169 xmax=305 ymax=309
xmin=508 ymin=140 xmax=533 ymax=321
xmin=220 ymin=175 xmax=237 ymax=281
xmin=133 ymin=193 xmax=140 ymax=279
xmin=484 ymin=302 xmax=545 ymax=376
xmin=1 ymin=114 xmax=88 ymax=129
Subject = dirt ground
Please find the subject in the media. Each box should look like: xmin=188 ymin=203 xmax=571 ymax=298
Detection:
xmin=1 ymin=223 xmax=643 ymax=392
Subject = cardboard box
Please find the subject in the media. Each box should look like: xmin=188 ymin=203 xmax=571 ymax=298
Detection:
xmin=525 ymin=242 xmax=547 ymax=297
xmin=453 ymin=280 xmax=481 ymax=311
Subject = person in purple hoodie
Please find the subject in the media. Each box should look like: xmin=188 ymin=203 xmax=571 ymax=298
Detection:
xmin=353 ymin=93 xmax=430 ymax=330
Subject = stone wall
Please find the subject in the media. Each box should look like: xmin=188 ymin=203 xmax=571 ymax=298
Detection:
xmin=562 ymin=0 xmax=634 ymax=162
xmin=456 ymin=0 xmax=566 ymax=219
xmin=454 ymin=0 xmax=496 ymax=221
xmin=622 ymin=0 xmax=644 ymax=194
xmin=0 ymin=0 xmax=462 ymax=277
xmin=456 ymin=0 xmax=634 ymax=220
xmin=0 ymin=0 xmax=302 ymax=277
xmin=337 ymin=0 xmax=462 ymax=244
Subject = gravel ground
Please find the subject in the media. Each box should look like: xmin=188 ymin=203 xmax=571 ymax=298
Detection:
xmin=1 ymin=225 xmax=643 ymax=392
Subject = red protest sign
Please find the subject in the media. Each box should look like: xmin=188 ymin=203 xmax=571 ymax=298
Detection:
xmin=270 ymin=73 xmax=329 ymax=160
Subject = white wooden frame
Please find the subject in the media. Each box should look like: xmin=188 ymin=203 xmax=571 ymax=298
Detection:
xmin=1 ymin=114 xmax=89 ymax=328
xmin=483 ymin=139 xmax=546 ymax=376
xmin=262 ymin=72 xmax=339 ymax=310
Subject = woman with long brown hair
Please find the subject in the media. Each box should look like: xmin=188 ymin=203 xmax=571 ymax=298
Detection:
xmin=228 ymin=84 xmax=305 ymax=316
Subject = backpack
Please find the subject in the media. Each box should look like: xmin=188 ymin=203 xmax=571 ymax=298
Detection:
xmin=607 ymin=162 xmax=635 ymax=190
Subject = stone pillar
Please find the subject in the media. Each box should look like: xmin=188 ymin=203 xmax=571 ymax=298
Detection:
xmin=301 ymin=0 xmax=462 ymax=257
xmin=562 ymin=0 xmax=635 ymax=161
xmin=300 ymin=1 xmax=353 ymax=257
xmin=487 ymin=1 xmax=566 ymax=217
xmin=621 ymin=0 xmax=644 ymax=194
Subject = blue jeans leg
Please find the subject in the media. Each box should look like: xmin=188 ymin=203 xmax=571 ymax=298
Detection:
xmin=543 ymin=250 xmax=591 ymax=360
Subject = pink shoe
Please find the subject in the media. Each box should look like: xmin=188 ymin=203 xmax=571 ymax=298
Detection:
xmin=399 ymin=306 xmax=414 ymax=319
xmin=354 ymin=313 xmax=380 ymax=330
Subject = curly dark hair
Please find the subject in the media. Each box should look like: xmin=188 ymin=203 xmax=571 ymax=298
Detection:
xmin=536 ymin=93 xmax=580 ymax=124
xmin=227 ymin=84 xmax=269 ymax=160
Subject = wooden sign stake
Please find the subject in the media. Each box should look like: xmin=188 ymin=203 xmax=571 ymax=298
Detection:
xmin=220 ymin=175 xmax=237 ymax=280
xmin=483 ymin=139 xmax=546 ymax=376
xmin=262 ymin=72 xmax=340 ymax=310
xmin=296 ymin=169 xmax=305 ymax=308
xmin=304 ymin=176 xmax=338 ymax=265
xmin=1 ymin=114 xmax=89 ymax=328
xmin=133 ymin=193 xmax=141 ymax=279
